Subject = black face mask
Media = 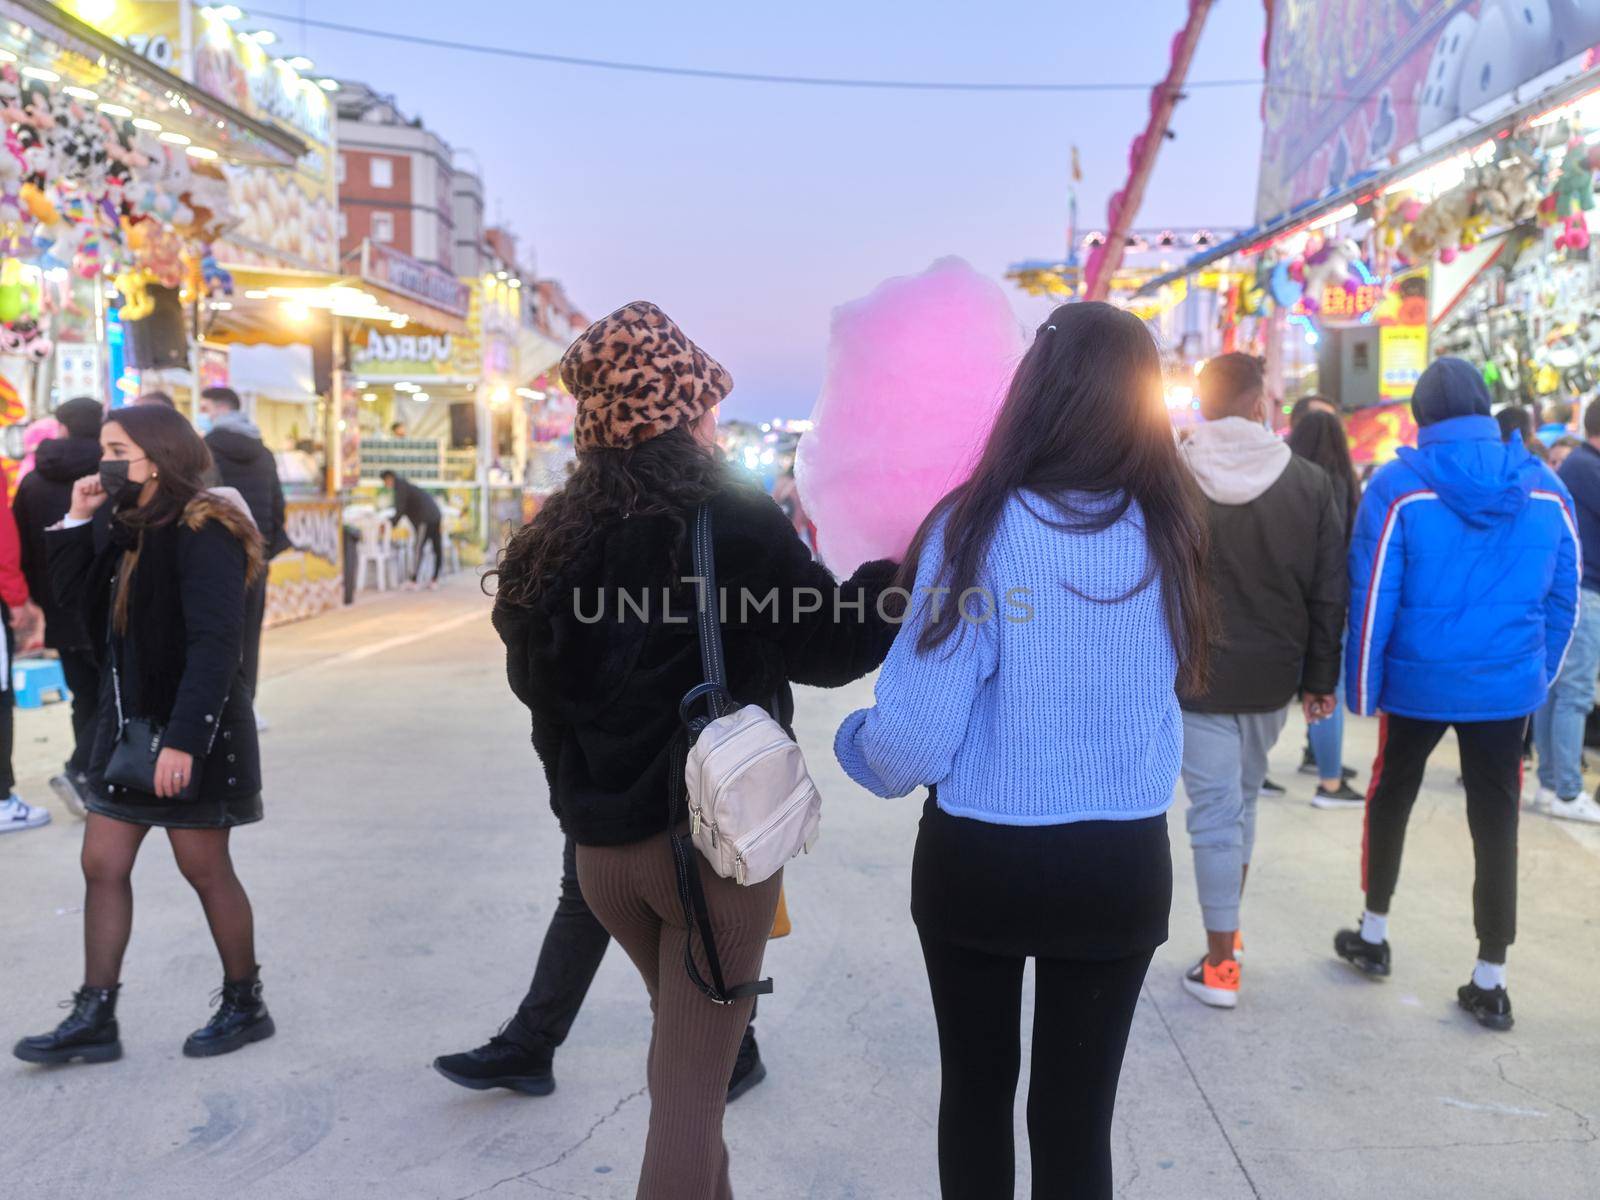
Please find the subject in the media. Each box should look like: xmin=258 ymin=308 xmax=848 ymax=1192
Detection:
xmin=98 ymin=459 xmax=139 ymax=508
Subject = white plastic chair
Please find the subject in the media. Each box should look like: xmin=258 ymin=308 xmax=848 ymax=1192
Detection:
xmin=438 ymin=504 xmax=463 ymax=575
xmin=388 ymin=517 xmax=416 ymax=581
xmin=353 ymin=517 xmax=396 ymax=592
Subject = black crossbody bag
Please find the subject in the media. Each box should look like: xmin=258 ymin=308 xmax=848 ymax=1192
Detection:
xmin=102 ymin=559 xmax=205 ymax=804
xmin=105 ymin=655 xmax=204 ymax=803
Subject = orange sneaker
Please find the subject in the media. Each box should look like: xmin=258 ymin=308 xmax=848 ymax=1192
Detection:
xmin=1182 ymin=956 xmax=1240 ymax=1009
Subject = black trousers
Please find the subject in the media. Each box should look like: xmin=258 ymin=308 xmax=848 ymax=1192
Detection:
xmin=1363 ymin=714 xmax=1524 ymax=963
xmin=505 ymin=836 xmax=614 ymax=1054
xmin=241 ymin=580 xmax=267 ymax=698
xmin=919 ymin=935 xmax=1153 ymax=1200
xmin=413 ymin=520 xmax=443 ymax=584
xmin=58 ymin=648 xmax=101 ymax=776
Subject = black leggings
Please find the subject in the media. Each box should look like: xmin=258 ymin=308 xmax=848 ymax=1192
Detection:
xmin=918 ymin=935 xmax=1153 ymax=1200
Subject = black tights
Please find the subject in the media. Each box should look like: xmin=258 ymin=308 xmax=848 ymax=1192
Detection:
xmin=917 ymin=933 xmax=1154 ymax=1200
xmin=81 ymin=814 xmax=258 ymax=987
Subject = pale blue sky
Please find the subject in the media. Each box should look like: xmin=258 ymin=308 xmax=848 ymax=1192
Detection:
xmin=276 ymin=0 xmax=1268 ymax=418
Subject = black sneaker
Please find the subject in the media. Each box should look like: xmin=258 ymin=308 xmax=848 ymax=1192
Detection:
xmin=1298 ymin=747 xmax=1319 ymax=776
xmin=434 ymin=1034 xmax=555 ymax=1096
xmin=1341 ymin=765 xmax=1357 ymax=781
xmin=1457 ymin=981 xmax=1514 ymax=1031
xmin=1259 ymin=778 xmax=1286 ymax=797
xmin=1334 ymin=928 xmax=1392 ymax=977
xmin=1311 ymin=781 xmax=1365 ymax=810
xmin=726 ymin=1025 xmax=767 ymax=1103
xmin=183 ymin=971 xmax=275 ymax=1058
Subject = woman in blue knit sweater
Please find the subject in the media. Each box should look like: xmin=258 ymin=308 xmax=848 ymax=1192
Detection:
xmin=835 ymin=302 xmax=1215 ymax=1199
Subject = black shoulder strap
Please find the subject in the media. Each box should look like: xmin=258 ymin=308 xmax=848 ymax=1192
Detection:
xmin=691 ymin=501 xmax=730 ymax=718
xmin=666 ymin=500 xmax=772 ymax=1005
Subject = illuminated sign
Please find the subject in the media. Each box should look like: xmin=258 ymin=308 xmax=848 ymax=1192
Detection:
xmin=1321 ymin=283 xmax=1382 ymax=320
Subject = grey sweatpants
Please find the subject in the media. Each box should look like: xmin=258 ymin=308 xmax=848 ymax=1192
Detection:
xmin=1181 ymin=707 xmax=1289 ymax=933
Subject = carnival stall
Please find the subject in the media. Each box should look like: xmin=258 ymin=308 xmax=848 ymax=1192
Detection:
xmin=0 ymin=0 xmax=302 ymax=474
xmin=1133 ymin=1 xmax=1600 ymax=458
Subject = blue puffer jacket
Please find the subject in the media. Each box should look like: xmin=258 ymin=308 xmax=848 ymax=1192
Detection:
xmin=1347 ymin=415 xmax=1579 ymax=721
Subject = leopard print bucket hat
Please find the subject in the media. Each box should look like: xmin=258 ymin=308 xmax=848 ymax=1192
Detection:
xmin=561 ymin=301 xmax=733 ymax=452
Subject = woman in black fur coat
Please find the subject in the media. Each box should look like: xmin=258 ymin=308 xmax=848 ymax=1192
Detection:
xmin=14 ymin=405 xmax=273 ymax=1068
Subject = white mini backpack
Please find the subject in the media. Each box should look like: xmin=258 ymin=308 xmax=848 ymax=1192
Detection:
xmin=667 ymin=502 xmax=820 ymax=1003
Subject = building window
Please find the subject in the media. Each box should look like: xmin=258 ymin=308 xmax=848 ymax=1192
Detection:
xmin=338 ymin=210 xmax=348 ymax=238
xmin=336 ymin=153 xmax=346 ymax=185
xmin=370 ymin=156 xmax=393 ymax=189
xmin=371 ymin=212 xmax=394 ymax=243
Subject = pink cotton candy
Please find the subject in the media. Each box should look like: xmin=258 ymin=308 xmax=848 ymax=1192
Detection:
xmin=795 ymin=257 xmax=1024 ymax=576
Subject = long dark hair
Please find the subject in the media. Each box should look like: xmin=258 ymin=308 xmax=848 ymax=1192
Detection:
xmin=104 ymin=405 xmax=223 ymax=633
xmin=104 ymin=405 xmax=214 ymax=531
xmin=1286 ymin=408 xmax=1360 ymax=536
xmin=898 ymin=301 xmax=1217 ymax=695
xmin=492 ymin=424 xmax=728 ymax=608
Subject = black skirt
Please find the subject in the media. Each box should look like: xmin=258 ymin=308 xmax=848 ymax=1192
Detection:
xmin=85 ymin=791 xmax=262 ymax=831
xmin=911 ymin=792 xmax=1172 ymax=961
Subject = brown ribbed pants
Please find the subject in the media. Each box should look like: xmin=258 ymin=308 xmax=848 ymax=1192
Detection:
xmin=577 ymin=830 xmax=782 ymax=1200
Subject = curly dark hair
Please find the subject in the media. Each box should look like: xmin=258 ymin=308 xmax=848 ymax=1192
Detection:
xmin=490 ymin=424 xmax=730 ymax=608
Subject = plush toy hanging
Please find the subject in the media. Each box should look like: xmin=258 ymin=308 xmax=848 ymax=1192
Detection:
xmin=795 ymin=257 xmax=1025 ymax=576
xmin=0 ymin=65 xmax=237 ymax=283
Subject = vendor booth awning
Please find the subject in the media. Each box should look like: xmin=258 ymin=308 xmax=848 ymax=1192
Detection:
xmin=518 ymin=326 xmax=566 ymax=385
xmin=0 ymin=0 xmax=305 ymax=166
xmin=202 ymin=267 xmax=472 ymax=346
xmin=226 ymin=343 xmax=317 ymax=403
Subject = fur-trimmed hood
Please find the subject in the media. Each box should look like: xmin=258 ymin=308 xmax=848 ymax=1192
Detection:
xmin=184 ymin=488 xmax=266 ymax=584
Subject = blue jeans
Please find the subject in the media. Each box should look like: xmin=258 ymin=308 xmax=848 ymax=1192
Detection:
xmin=1307 ymin=666 xmax=1346 ymax=781
xmin=1533 ymin=588 xmax=1600 ymax=799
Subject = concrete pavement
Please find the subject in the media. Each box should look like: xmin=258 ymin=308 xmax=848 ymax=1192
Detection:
xmin=2 ymin=579 xmax=1597 ymax=1199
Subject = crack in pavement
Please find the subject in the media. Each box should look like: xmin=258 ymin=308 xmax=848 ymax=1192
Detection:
xmin=1117 ymin=1119 xmax=1142 ymax=1198
xmin=523 ymin=1179 xmax=593 ymax=1198
xmin=448 ymin=1086 xmax=648 ymax=1200
xmin=1493 ymin=1048 xmax=1598 ymax=1142
xmin=1142 ymin=984 xmax=1264 ymax=1199
xmin=1268 ymin=1135 xmax=1594 ymax=1153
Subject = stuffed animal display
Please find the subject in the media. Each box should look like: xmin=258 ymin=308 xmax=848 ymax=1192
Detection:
xmin=0 ymin=58 xmax=238 ymax=350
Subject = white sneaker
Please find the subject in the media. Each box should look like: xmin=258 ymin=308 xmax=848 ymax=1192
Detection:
xmin=0 ymin=794 xmax=51 ymax=834
xmin=1528 ymin=786 xmax=1558 ymax=814
xmin=1547 ymin=793 xmax=1600 ymax=825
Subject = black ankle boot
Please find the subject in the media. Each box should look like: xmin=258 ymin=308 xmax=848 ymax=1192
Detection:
xmin=13 ymin=985 xmax=123 ymax=1065
xmin=183 ymin=968 xmax=275 ymax=1058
